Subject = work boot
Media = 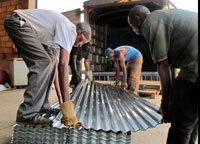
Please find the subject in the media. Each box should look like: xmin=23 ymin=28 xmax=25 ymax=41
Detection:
xmin=40 ymin=107 xmax=60 ymax=116
xmin=16 ymin=114 xmax=53 ymax=126
xmin=60 ymin=100 xmax=82 ymax=126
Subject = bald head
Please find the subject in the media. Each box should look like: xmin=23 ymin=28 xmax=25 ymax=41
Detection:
xmin=129 ymin=5 xmax=150 ymax=21
xmin=128 ymin=5 xmax=150 ymax=35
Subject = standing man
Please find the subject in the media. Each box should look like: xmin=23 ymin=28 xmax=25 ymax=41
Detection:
xmin=69 ymin=42 xmax=93 ymax=91
xmin=128 ymin=5 xmax=198 ymax=144
xmin=4 ymin=9 xmax=91 ymax=126
xmin=105 ymin=45 xmax=143 ymax=94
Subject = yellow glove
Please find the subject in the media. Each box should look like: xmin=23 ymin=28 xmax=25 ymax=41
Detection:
xmin=60 ymin=100 xmax=82 ymax=126
xmin=113 ymin=80 xmax=121 ymax=87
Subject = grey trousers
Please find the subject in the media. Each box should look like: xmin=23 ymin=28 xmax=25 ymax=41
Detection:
xmin=167 ymin=77 xmax=198 ymax=144
xmin=4 ymin=12 xmax=57 ymax=120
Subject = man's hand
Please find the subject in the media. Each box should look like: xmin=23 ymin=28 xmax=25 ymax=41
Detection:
xmin=86 ymin=70 xmax=93 ymax=81
xmin=161 ymin=98 xmax=171 ymax=123
xmin=123 ymin=82 xmax=128 ymax=90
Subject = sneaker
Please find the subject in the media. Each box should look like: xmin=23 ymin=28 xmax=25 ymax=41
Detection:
xmin=16 ymin=114 xmax=53 ymax=126
xmin=40 ymin=107 xmax=60 ymax=116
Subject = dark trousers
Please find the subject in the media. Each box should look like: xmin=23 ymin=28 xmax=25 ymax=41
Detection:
xmin=167 ymin=77 xmax=198 ymax=144
xmin=4 ymin=12 xmax=56 ymax=120
xmin=69 ymin=60 xmax=81 ymax=90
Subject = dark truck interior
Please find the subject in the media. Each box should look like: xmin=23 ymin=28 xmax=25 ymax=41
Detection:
xmin=87 ymin=2 xmax=163 ymax=71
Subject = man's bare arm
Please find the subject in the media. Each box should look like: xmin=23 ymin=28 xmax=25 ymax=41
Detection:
xmin=58 ymin=48 xmax=70 ymax=102
xmin=113 ymin=57 xmax=120 ymax=81
xmin=118 ymin=51 xmax=128 ymax=89
xmin=54 ymin=60 xmax=63 ymax=104
xmin=84 ymin=58 xmax=90 ymax=71
xmin=157 ymin=59 xmax=171 ymax=123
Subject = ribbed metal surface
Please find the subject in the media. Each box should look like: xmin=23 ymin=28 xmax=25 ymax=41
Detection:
xmin=52 ymin=79 xmax=161 ymax=133
xmin=12 ymin=124 xmax=131 ymax=144
xmin=11 ymin=80 xmax=161 ymax=143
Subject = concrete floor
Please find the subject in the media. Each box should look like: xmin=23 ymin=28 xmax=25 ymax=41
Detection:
xmin=0 ymin=87 xmax=198 ymax=144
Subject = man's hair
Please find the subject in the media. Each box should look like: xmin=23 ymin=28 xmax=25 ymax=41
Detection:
xmin=76 ymin=22 xmax=92 ymax=39
xmin=128 ymin=5 xmax=150 ymax=22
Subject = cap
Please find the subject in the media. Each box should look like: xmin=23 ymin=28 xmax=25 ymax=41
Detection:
xmin=105 ymin=47 xmax=113 ymax=61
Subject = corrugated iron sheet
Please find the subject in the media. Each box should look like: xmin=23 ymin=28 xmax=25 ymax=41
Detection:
xmin=12 ymin=124 xmax=131 ymax=144
xmin=11 ymin=79 xmax=161 ymax=143
xmin=52 ymin=79 xmax=161 ymax=133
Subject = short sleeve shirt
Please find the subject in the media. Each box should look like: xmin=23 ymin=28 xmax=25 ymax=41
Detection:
xmin=69 ymin=43 xmax=90 ymax=65
xmin=14 ymin=9 xmax=76 ymax=53
xmin=77 ymin=44 xmax=90 ymax=61
xmin=115 ymin=45 xmax=141 ymax=61
xmin=141 ymin=8 xmax=198 ymax=83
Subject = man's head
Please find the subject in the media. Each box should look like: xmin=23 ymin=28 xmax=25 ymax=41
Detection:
xmin=128 ymin=5 xmax=150 ymax=35
xmin=74 ymin=23 xmax=92 ymax=47
xmin=105 ymin=47 xmax=114 ymax=61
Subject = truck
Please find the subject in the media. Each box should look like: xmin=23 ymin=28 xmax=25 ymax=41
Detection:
xmin=62 ymin=0 xmax=175 ymax=72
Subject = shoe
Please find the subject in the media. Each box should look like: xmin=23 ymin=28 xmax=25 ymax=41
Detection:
xmin=16 ymin=114 xmax=53 ymax=126
xmin=70 ymin=83 xmax=76 ymax=88
xmin=40 ymin=107 xmax=60 ymax=116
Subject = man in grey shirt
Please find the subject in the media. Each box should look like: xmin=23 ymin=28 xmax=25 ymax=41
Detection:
xmin=4 ymin=9 xmax=91 ymax=126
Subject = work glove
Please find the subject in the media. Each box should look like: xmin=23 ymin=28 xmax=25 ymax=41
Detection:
xmin=113 ymin=80 xmax=121 ymax=87
xmin=60 ymin=100 xmax=82 ymax=126
xmin=86 ymin=70 xmax=93 ymax=81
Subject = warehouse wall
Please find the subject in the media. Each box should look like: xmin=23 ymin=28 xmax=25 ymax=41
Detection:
xmin=0 ymin=0 xmax=28 ymax=65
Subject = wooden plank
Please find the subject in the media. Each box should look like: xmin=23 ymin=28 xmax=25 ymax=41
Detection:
xmin=95 ymin=80 xmax=115 ymax=85
xmin=138 ymin=89 xmax=160 ymax=99
xmin=140 ymin=80 xmax=160 ymax=86
xmin=139 ymin=80 xmax=161 ymax=90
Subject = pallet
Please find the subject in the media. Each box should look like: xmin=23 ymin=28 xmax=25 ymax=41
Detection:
xmin=138 ymin=89 xmax=160 ymax=99
xmin=139 ymin=80 xmax=161 ymax=90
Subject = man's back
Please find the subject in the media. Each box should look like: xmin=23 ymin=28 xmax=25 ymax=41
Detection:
xmin=15 ymin=9 xmax=76 ymax=52
xmin=141 ymin=8 xmax=198 ymax=83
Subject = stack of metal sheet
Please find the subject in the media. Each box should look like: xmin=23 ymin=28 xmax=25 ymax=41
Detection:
xmin=12 ymin=124 xmax=131 ymax=144
xmin=12 ymin=79 xmax=162 ymax=143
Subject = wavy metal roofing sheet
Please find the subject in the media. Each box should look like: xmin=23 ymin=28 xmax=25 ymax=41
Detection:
xmin=52 ymin=79 xmax=162 ymax=133
xmin=12 ymin=124 xmax=131 ymax=144
xmin=12 ymin=79 xmax=161 ymax=143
